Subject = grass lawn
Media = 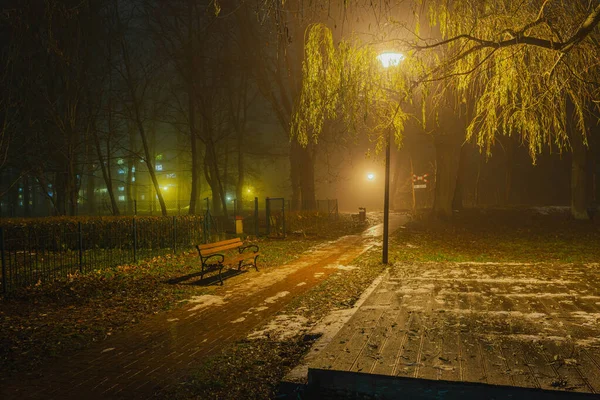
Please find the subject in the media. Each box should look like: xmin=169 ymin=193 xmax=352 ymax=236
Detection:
xmin=0 ymin=216 xmax=363 ymax=378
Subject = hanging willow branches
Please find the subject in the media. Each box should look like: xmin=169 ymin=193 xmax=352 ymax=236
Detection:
xmin=291 ymin=0 xmax=600 ymax=161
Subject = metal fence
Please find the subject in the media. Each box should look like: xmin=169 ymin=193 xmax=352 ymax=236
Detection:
xmin=0 ymin=216 xmax=206 ymax=295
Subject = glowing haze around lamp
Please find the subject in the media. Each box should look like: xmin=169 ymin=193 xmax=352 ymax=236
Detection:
xmin=367 ymin=173 xmax=375 ymax=181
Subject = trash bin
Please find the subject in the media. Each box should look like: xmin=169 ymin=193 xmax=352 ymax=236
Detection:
xmin=235 ymin=216 xmax=244 ymax=234
xmin=358 ymin=207 xmax=366 ymax=222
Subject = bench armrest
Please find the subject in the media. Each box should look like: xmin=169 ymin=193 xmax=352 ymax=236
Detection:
xmin=239 ymin=244 xmax=259 ymax=254
xmin=201 ymin=254 xmax=225 ymax=264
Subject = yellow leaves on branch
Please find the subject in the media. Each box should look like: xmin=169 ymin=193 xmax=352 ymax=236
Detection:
xmin=292 ymin=23 xmax=410 ymax=153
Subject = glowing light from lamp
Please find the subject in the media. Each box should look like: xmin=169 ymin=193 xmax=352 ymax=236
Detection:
xmin=377 ymin=52 xmax=404 ymax=68
xmin=367 ymin=173 xmax=375 ymax=181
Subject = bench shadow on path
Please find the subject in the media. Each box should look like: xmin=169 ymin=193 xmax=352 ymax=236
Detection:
xmin=165 ymin=268 xmax=247 ymax=286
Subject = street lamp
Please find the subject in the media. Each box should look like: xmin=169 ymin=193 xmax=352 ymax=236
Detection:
xmin=367 ymin=173 xmax=375 ymax=181
xmin=377 ymin=52 xmax=403 ymax=265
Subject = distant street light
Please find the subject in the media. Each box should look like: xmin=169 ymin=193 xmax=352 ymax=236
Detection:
xmin=378 ymin=52 xmax=403 ymax=265
xmin=367 ymin=173 xmax=375 ymax=181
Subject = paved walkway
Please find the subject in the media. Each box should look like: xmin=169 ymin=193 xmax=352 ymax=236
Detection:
xmin=1 ymin=214 xmax=408 ymax=399
xmin=308 ymin=260 xmax=600 ymax=397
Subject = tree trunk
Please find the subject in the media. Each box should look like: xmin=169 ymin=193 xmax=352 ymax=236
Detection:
xmin=290 ymin=141 xmax=302 ymax=210
xmin=23 ymin=176 xmax=31 ymax=217
xmin=571 ymin=131 xmax=588 ymax=219
xmin=236 ymin=131 xmax=244 ymax=214
xmin=290 ymin=141 xmax=316 ymax=210
xmin=115 ymin=0 xmax=166 ymax=216
xmin=187 ymin=0 xmax=199 ymax=215
xmin=203 ymin=140 xmax=227 ymax=218
xmin=504 ymin=137 xmax=514 ymax=205
xmin=452 ymin=143 xmax=469 ymax=210
xmin=433 ymin=135 xmax=461 ymax=219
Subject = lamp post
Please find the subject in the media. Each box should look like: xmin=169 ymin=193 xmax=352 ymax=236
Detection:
xmin=377 ymin=52 xmax=404 ymax=264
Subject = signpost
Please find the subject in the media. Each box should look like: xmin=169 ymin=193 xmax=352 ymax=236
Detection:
xmin=412 ymin=173 xmax=429 ymax=189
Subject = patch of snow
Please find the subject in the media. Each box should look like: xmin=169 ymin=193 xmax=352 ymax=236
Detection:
xmin=314 ymin=272 xmax=325 ymax=278
xmin=325 ymin=264 xmax=357 ymax=271
xmin=102 ymin=348 xmax=116 ymax=353
xmin=296 ymin=282 xmax=307 ymax=287
xmin=167 ymin=318 xmax=179 ymax=322
xmin=242 ymin=306 xmax=269 ymax=315
xmin=247 ymin=314 xmax=310 ymax=341
xmin=186 ymin=295 xmax=226 ymax=312
xmin=395 ymin=287 xmax=432 ymax=294
xmin=406 ymin=277 xmax=574 ymax=285
xmin=531 ymin=206 xmax=569 ymax=215
xmin=231 ymin=317 xmax=246 ymax=324
xmin=264 ymin=291 xmax=290 ymax=304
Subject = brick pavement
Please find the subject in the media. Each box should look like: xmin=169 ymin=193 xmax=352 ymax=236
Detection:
xmin=1 ymin=214 xmax=408 ymax=399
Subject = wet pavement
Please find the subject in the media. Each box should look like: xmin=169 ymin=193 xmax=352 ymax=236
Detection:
xmin=0 ymin=213 xmax=408 ymax=399
xmin=307 ymin=260 xmax=600 ymax=398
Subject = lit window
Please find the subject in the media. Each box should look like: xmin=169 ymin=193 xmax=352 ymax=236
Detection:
xmin=131 ymin=167 xmax=136 ymax=172
xmin=131 ymin=177 xmax=135 ymax=182
xmin=118 ymin=186 xmax=125 ymax=191
xmin=155 ymin=164 xmax=163 ymax=171
xmin=141 ymin=195 xmax=145 ymax=200
xmin=118 ymin=195 xmax=125 ymax=201
xmin=19 ymin=201 xmax=23 ymax=206
xmin=118 ymin=170 xmax=125 ymax=174
xmin=18 ymin=187 xmax=23 ymax=192
xmin=156 ymin=154 xmax=163 ymax=160
xmin=117 ymin=159 xmax=124 ymax=165
xmin=166 ymin=173 xmax=176 ymax=179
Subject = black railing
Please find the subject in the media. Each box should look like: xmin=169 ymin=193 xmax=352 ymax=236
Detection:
xmin=0 ymin=216 xmax=205 ymax=294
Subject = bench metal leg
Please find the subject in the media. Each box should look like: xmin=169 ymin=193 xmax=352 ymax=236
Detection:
xmin=218 ymin=262 xmax=224 ymax=285
xmin=253 ymin=255 xmax=259 ymax=271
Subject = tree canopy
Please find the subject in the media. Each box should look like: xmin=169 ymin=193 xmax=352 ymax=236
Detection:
xmin=292 ymin=0 xmax=600 ymax=161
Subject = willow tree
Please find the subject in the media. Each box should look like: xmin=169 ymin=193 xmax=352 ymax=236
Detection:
xmin=293 ymin=0 xmax=600 ymax=219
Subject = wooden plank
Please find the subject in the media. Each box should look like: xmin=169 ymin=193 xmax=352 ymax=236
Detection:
xmin=579 ymin=348 xmax=600 ymax=393
xmin=330 ymin=308 xmax=386 ymax=372
xmin=541 ymin=340 xmax=595 ymax=393
xmin=370 ymin=308 xmax=412 ymax=376
xmin=310 ymin=308 xmax=383 ymax=371
xmin=199 ymin=242 xmax=242 ymax=256
xmin=198 ymin=238 xmax=241 ymax=250
xmin=349 ymin=308 xmax=402 ymax=373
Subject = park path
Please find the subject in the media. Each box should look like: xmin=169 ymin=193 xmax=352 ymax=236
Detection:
xmin=307 ymin=259 xmax=600 ymax=398
xmin=1 ymin=213 xmax=408 ymax=400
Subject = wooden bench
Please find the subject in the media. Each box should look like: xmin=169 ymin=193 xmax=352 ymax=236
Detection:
xmin=196 ymin=238 xmax=259 ymax=285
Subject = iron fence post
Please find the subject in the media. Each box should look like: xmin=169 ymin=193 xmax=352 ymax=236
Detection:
xmin=1 ymin=227 xmax=6 ymax=295
xmin=133 ymin=218 xmax=137 ymax=262
xmin=266 ymin=197 xmax=270 ymax=236
xmin=78 ymin=222 xmax=83 ymax=273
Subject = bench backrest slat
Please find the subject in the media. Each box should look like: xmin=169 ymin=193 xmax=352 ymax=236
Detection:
xmin=198 ymin=238 xmax=241 ymax=251
xmin=198 ymin=238 xmax=243 ymax=256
